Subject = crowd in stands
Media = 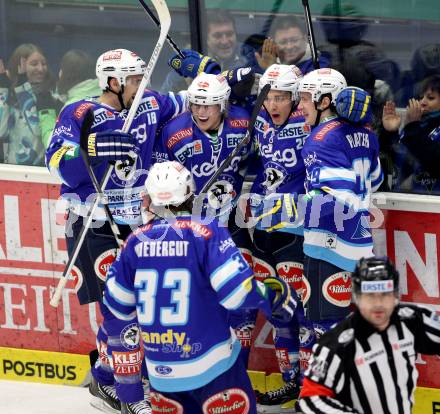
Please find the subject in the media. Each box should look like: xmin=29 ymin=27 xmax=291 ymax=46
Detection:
xmin=0 ymin=8 xmax=439 ymax=195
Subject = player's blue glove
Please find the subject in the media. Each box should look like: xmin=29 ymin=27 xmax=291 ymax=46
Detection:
xmin=263 ymin=276 xmax=297 ymax=323
xmin=87 ymin=130 xmax=138 ymax=165
xmin=336 ymin=86 xmax=372 ymax=124
xmin=168 ymin=49 xmax=221 ymax=78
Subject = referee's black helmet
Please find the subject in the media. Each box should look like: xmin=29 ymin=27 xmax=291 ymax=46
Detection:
xmin=352 ymin=257 xmax=399 ymax=295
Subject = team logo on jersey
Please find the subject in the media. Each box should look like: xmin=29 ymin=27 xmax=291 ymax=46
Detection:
xmin=276 ymin=262 xmax=310 ymax=305
xmin=94 ymin=249 xmax=117 ymax=281
xmin=207 ymin=179 xmax=236 ymax=209
xmin=322 ymin=272 xmax=352 ymax=307
xmin=111 ymin=153 xmax=143 ymax=187
xmin=150 ymin=393 xmax=183 ymax=414
xmin=120 ymin=323 xmax=141 ymax=350
xmin=325 ymin=233 xmax=337 ymax=249
xmin=202 ymin=389 xmax=250 ymax=414
xmin=263 ymin=166 xmax=285 ymax=191
xmin=66 ymin=265 xmax=83 ymax=293
xmin=299 ymin=326 xmax=315 ymax=348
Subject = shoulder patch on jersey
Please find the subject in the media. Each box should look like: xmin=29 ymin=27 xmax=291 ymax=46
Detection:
xmin=120 ymin=323 xmax=141 ymax=350
xmin=398 ymin=306 xmax=416 ymax=319
xmin=313 ymin=120 xmax=342 ymax=141
xmin=338 ymin=328 xmax=355 ymax=344
xmin=74 ymin=102 xmax=94 ymax=119
xmin=229 ymin=119 xmax=249 ymax=128
xmin=167 ymin=128 xmax=193 ymax=149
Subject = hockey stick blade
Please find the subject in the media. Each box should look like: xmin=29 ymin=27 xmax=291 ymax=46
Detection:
xmin=122 ymin=0 xmax=171 ymax=134
xmin=78 ymin=109 xmax=124 ymax=247
xmin=50 ymin=0 xmax=172 ymax=307
xmin=138 ymin=0 xmax=184 ymax=57
xmin=198 ymin=83 xmax=271 ymax=198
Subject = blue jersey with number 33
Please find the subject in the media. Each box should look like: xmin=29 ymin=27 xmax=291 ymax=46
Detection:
xmin=103 ymin=214 xmax=272 ymax=392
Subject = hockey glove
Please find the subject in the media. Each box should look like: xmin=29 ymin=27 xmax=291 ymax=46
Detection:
xmin=222 ymin=67 xmax=256 ymax=98
xmin=168 ymin=49 xmax=221 ymax=78
xmin=336 ymin=86 xmax=372 ymax=125
xmin=264 ymin=276 xmax=297 ymax=323
xmin=87 ymin=130 xmax=138 ymax=165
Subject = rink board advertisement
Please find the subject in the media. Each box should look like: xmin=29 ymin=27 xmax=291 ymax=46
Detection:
xmin=0 ymin=168 xmax=440 ymax=392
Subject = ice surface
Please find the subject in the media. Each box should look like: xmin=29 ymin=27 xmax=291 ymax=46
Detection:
xmin=1 ymin=380 xmax=100 ymax=414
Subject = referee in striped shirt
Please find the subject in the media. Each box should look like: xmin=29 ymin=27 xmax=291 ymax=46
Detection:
xmin=299 ymin=256 xmax=440 ymax=414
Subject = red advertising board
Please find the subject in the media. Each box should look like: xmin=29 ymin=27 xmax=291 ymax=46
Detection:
xmin=0 ymin=179 xmax=99 ymax=355
xmin=0 ymin=173 xmax=439 ymax=387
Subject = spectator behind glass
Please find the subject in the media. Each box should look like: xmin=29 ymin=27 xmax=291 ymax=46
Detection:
xmin=269 ymin=16 xmax=330 ymax=74
xmin=161 ymin=9 xmax=247 ymax=94
xmin=383 ymin=75 xmax=440 ymax=193
xmin=39 ymin=49 xmax=101 ymax=148
xmin=319 ymin=2 xmax=401 ymax=93
xmin=205 ymin=9 xmax=248 ymax=69
xmin=396 ymin=44 xmax=440 ymax=106
xmin=0 ymin=43 xmax=60 ymax=165
xmin=334 ymin=56 xmax=397 ymax=191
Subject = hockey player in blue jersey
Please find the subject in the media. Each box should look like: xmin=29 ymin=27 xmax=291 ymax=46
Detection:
xmin=103 ymin=160 xmax=297 ymax=414
xmin=154 ymin=72 xmax=258 ymax=374
xmin=238 ymin=64 xmax=314 ymax=413
xmin=45 ymin=49 xmax=186 ymax=414
xmin=297 ymin=69 xmax=383 ymax=340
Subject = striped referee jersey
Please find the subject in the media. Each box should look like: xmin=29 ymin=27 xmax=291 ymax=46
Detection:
xmin=299 ymin=304 xmax=440 ymax=413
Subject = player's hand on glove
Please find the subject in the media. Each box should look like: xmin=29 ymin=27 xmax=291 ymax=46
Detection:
xmin=263 ymin=276 xmax=297 ymax=323
xmin=168 ymin=49 xmax=221 ymax=78
xmin=86 ymin=130 xmax=138 ymax=165
xmin=222 ymin=67 xmax=256 ymax=98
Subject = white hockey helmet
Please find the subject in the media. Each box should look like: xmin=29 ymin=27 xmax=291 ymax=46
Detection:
xmin=259 ymin=64 xmax=303 ymax=101
xmin=145 ymin=161 xmax=196 ymax=207
xmin=298 ymin=68 xmax=347 ymax=104
xmin=96 ymin=49 xmax=146 ymax=90
xmin=187 ymin=73 xmax=231 ymax=112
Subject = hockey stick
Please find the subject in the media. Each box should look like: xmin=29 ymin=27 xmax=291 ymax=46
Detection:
xmin=197 ymin=83 xmax=271 ymax=200
xmin=138 ymin=0 xmax=184 ymax=58
xmin=301 ymin=0 xmax=320 ymax=69
xmin=50 ymin=0 xmax=171 ymax=307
